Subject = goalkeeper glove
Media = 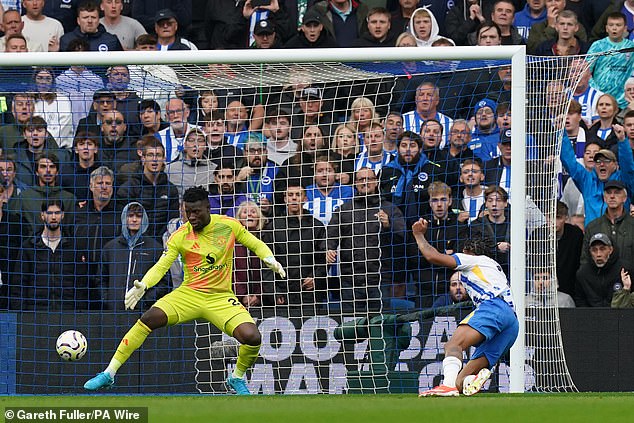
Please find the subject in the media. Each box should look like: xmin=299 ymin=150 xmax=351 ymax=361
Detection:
xmin=263 ymin=256 xmax=286 ymax=278
xmin=124 ymin=280 xmax=147 ymax=310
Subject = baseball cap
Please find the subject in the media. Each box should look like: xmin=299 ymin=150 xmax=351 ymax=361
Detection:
xmin=603 ymin=179 xmax=626 ymax=191
xmin=589 ymin=233 xmax=612 ymax=247
xmin=474 ymin=98 xmax=497 ymax=116
xmin=154 ymin=9 xmax=176 ymax=24
xmin=302 ymin=9 xmax=322 ymax=25
xmin=594 ymin=149 xmax=617 ymax=162
xmin=300 ymin=86 xmax=322 ymax=100
xmin=500 ymin=129 xmax=512 ymax=144
xmin=254 ymin=19 xmax=275 ymax=35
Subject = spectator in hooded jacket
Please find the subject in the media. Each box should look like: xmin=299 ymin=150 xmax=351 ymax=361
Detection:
xmin=99 ymin=201 xmax=169 ymax=311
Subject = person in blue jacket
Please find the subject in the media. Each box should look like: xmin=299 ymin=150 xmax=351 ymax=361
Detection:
xmin=559 ymin=123 xmax=634 ymax=225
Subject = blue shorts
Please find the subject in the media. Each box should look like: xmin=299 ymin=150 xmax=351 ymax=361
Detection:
xmin=460 ymin=297 xmax=519 ymax=367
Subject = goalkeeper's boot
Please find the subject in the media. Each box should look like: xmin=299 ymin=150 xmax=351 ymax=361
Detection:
xmin=84 ymin=372 xmax=115 ymax=391
xmin=462 ymin=368 xmax=491 ymax=396
xmin=227 ymin=376 xmax=251 ymax=395
xmin=418 ymin=384 xmax=459 ymax=397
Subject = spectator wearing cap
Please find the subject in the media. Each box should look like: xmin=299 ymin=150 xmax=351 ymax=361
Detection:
xmin=582 ymin=180 xmax=634 ymax=267
xmin=263 ymin=108 xmax=297 ymax=165
xmin=156 ymin=98 xmax=202 ymax=163
xmin=99 ymin=0 xmax=147 ymax=50
xmin=239 ymin=0 xmax=294 ymax=48
xmin=75 ymin=89 xmax=117 ymax=137
xmin=153 ymin=8 xmax=197 ymax=51
xmin=55 ymin=39 xmax=104 ymax=133
xmin=284 ymin=8 xmax=337 ymax=48
xmin=560 ymin=125 xmax=634 ymax=225
xmin=575 ymin=232 xmax=627 ymax=307
xmin=290 ymin=85 xmax=332 ymax=140
xmin=468 ymin=98 xmax=500 ymax=162
xmin=138 ymin=99 xmax=168 ymax=136
xmin=482 ymin=127 xmax=511 ymax=193
xmin=351 ymin=7 xmax=397 ymax=47
xmin=309 ymin=0 xmax=369 ymax=48
xmin=131 ymin=0 xmax=192 ymax=35
xmin=252 ymin=18 xmax=283 ymax=48
xmin=59 ymin=0 xmax=123 ymax=51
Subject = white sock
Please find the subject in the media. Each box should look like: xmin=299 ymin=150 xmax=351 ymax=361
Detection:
xmin=104 ymin=358 xmax=122 ymax=378
xmin=442 ymin=356 xmax=463 ymax=388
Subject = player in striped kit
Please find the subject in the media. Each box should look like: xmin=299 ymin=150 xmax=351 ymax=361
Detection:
xmin=84 ymin=186 xmax=286 ymax=394
xmin=413 ymin=217 xmax=518 ymax=397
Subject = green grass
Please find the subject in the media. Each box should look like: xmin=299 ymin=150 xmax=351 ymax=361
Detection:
xmin=2 ymin=393 xmax=633 ymax=423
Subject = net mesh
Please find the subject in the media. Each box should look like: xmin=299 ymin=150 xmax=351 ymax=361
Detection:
xmin=0 ymin=51 xmax=582 ymax=394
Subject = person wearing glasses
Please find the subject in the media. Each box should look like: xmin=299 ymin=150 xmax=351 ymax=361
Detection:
xmin=156 ymin=98 xmax=202 ymax=163
xmin=117 ymin=137 xmax=180 ymax=240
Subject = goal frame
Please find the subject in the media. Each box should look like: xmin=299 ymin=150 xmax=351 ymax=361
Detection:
xmin=3 ymin=46 xmax=527 ymax=393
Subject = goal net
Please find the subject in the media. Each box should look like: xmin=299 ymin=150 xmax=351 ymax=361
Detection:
xmin=0 ymin=47 xmax=580 ymax=394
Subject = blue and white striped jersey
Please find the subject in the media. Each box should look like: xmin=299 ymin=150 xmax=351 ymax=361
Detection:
xmin=402 ymin=110 xmax=453 ymax=148
xmin=304 ymin=183 xmax=355 ymax=225
xmin=452 ymin=253 xmax=514 ymax=310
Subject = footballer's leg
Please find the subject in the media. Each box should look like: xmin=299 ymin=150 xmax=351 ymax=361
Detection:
xmin=84 ymin=307 xmax=168 ymax=391
xmin=457 ymin=356 xmax=491 ymax=396
xmin=420 ymin=323 xmax=484 ymax=397
xmin=226 ymin=321 xmax=261 ymax=395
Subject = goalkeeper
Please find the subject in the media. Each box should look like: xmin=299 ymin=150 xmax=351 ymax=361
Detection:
xmin=84 ymin=186 xmax=286 ymax=394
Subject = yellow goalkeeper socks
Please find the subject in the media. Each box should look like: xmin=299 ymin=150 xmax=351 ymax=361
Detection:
xmin=232 ymin=343 xmax=260 ymax=378
xmin=108 ymin=320 xmax=152 ymax=375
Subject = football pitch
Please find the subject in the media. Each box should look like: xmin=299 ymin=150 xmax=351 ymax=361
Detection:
xmin=2 ymin=393 xmax=632 ymax=423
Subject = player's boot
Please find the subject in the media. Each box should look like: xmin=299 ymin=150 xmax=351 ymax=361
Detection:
xmin=462 ymin=368 xmax=492 ymax=396
xmin=227 ymin=376 xmax=251 ymax=395
xmin=418 ymin=385 xmax=459 ymax=397
xmin=84 ymin=372 xmax=115 ymax=391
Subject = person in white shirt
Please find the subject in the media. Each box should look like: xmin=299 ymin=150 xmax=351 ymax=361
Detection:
xmin=99 ymin=0 xmax=146 ymax=50
xmin=21 ymin=0 xmax=64 ymax=52
xmin=32 ymin=67 xmax=74 ymax=149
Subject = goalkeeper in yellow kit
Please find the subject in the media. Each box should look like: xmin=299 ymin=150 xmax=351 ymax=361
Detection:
xmin=84 ymin=186 xmax=286 ymax=394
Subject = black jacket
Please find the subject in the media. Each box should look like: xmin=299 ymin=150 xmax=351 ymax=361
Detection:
xmin=327 ymin=194 xmax=406 ymax=311
xmin=575 ymin=250 xmax=625 ymax=307
xmin=99 ymin=235 xmax=169 ymax=311
xmin=12 ymin=235 xmax=89 ymax=311
xmin=284 ymin=30 xmax=338 ymax=49
xmin=60 ymin=24 xmax=123 ymax=52
xmin=116 ymin=173 xmax=180 ymax=240
xmin=268 ymin=213 xmax=327 ymax=308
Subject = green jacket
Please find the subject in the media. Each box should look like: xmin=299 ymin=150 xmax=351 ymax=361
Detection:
xmin=611 ymin=288 xmax=634 ymax=308
xmin=527 ymin=19 xmax=587 ymax=54
xmin=581 ymin=212 xmax=634 ymax=267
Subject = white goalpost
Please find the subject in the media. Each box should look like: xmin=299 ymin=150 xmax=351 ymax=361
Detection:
xmin=1 ymin=45 xmax=584 ymax=395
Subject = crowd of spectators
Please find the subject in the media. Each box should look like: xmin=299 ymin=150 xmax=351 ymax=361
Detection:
xmin=0 ymin=0 xmax=634 ymax=315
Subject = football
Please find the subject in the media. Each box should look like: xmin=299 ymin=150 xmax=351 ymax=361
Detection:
xmin=56 ymin=330 xmax=88 ymax=362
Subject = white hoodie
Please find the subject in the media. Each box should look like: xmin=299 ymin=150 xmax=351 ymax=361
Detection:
xmin=408 ymin=6 xmax=447 ymax=47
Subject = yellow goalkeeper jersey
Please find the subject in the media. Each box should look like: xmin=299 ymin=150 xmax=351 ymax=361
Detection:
xmin=141 ymin=214 xmax=273 ymax=294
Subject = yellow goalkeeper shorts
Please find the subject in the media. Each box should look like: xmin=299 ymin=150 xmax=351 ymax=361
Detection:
xmin=152 ymin=286 xmax=254 ymax=336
